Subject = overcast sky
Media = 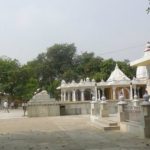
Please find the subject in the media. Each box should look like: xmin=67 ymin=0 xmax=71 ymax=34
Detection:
xmin=0 ymin=0 xmax=150 ymax=64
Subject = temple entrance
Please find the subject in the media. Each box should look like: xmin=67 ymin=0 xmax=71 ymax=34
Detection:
xmin=105 ymin=88 xmax=111 ymax=100
xmin=76 ymin=89 xmax=81 ymax=101
xmin=115 ymin=87 xmax=130 ymax=100
xmin=60 ymin=105 xmax=66 ymax=116
xmin=137 ymin=85 xmax=146 ymax=98
xmin=84 ymin=89 xmax=92 ymax=101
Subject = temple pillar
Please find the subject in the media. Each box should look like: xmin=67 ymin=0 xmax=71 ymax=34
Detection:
xmin=64 ymin=90 xmax=66 ymax=101
xmin=81 ymin=89 xmax=85 ymax=101
xmin=137 ymin=87 xmax=140 ymax=98
xmin=72 ymin=90 xmax=76 ymax=102
xmin=101 ymin=87 xmax=105 ymax=99
xmin=98 ymin=90 xmax=101 ymax=100
xmin=132 ymin=84 xmax=140 ymax=106
xmin=112 ymin=86 xmax=116 ymax=100
xmin=68 ymin=92 xmax=71 ymax=101
xmin=95 ymin=84 xmax=98 ymax=101
xmin=61 ymin=91 xmax=63 ymax=101
xmin=146 ymin=79 xmax=150 ymax=95
xmin=133 ymin=85 xmax=137 ymax=98
xmin=130 ymin=83 xmax=133 ymax=100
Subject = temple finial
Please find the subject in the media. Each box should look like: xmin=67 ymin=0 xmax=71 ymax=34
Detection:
xmin=144 ymin=41 xmax=150 ymax=52
xmin=115 ymin=64 xmax=119 ymax=69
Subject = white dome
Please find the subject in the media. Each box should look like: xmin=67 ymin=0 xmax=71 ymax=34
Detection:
xmin=107 ymin=64 xmax=130 ymax=82
xmin=136 ymin=66 xmax=148 ymax=79
xmin=144 ymin=42 xmax=150 ymax=57
xmin=144 ymin=41 xmax=150 ymax=52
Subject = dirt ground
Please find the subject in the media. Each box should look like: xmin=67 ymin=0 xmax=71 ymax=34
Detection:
xmin=0 ymin=110 xmax=150 ymax=150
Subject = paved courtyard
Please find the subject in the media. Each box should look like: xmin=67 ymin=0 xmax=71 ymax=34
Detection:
xmin=0 ymin=110 xmax=150 ymax=150
xmin=0 ymin=108 xmax=26 ymax=120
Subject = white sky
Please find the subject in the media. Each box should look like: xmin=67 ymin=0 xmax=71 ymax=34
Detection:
xmin=0 ymin=0 xmax=150 ymax=64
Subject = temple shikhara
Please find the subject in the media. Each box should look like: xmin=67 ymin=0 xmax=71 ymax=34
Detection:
xmin=58 ymin=42 xmax=150 ymax=102
xmin=130 ymin=41 xmax=150 ymax=94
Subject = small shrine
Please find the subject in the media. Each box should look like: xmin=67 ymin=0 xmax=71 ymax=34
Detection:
xmin=130 ymin=42 xmax=150 ymax=94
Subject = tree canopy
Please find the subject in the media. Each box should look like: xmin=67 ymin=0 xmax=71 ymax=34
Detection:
xmin=0 ymin=43 xmax=136 ymax=101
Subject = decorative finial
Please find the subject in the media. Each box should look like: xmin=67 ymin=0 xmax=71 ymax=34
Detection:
xmin=144 ymin=41 xmax=150 ymax=52
xmin=61 ymin=80 xmax=66 ymax=85
xmin=115 ymin=64 xmax=119 ymax=69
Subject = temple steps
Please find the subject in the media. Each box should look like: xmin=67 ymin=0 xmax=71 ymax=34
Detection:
xmin=91 ymin=118 xmax=120 ymax=131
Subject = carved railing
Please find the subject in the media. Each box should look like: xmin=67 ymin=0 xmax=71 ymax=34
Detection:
xmin=124 ymin=105 xmax=142 ymax=123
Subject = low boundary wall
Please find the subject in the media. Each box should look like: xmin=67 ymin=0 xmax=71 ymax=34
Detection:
xmin=120 ymin=122 xmax=145 ymax=138
xmin=28 ymin=101 xmax=90 ymax=117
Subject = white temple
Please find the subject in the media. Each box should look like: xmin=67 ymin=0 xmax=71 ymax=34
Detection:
xmin=130 ymin=42 xmax=150 ymax=94
xmin=57 ymin=42 xmax=150 ymax=102
xmin=58 ymin=60 xmax=148 ymax=102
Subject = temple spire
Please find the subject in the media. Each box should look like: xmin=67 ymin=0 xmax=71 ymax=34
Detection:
xmin=144 ymin=41 xmax=150 ymax=52
xmin=144 ymin=42 xmax=150 ymax=57
xmin=107 ymin=64 xmax=130 ymax=82
xmin=115 ymin=64 xmax=119 ymax=69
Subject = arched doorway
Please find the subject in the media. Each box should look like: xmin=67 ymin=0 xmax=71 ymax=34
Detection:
xmin=84 ymin=89 xmax=92 ymax=101
xmin=76 ymin=89 xmax=81 ymax=101
xmin=115 ymin=87 xmax=130 ymax=100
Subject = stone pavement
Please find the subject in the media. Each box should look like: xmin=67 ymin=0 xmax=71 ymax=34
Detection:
xmin=0 ymin=110 xmax=150 ymax=150
xmin=0 ymin=108 xmax=26 ymax=119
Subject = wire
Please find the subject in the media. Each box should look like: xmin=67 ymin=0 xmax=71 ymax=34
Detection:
xmin=0 ymin=43 xmax=146 ymax=74
xmin=98 ymin=44 xmax=145 ymax=56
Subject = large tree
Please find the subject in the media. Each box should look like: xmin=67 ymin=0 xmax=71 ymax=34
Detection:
xmin=46 ymin=43 xmax=76 ymax=79
xmin=0 ymin=57 xmax=20 ymax=100
xmin=73 ymin=52 xmax=103 ymax=81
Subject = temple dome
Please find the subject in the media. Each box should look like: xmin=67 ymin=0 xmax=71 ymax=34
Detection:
xmin=144 ymin=41 xmax=150 ymax=52
xmin=136 ymin=66 xmax=149 ymax=79
xmin=107 ymin=64 xmax=130 ymax=82
xmin=144 ymin=41 xmax=150 ymax=57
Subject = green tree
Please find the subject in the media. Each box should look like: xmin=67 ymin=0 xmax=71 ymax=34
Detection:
xmin=0 ymin=57 xmax=20 ymax=99
xmin=22 ymin=43 xmax=77 ymax=98
xmin=73 ymin=52 xmax=103 ymax=80
xmin=99 ymin=59 xmax=116 ymax=80
xmin=47 ymin=79 xmax=60 ymax=99
xmin=46 ymin=43 xmax=76 ymax=79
